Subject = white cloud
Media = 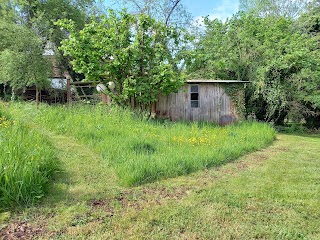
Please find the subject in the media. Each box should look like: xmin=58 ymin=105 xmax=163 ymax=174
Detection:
xmin=193 ymin=0 xmax=239 ymax=26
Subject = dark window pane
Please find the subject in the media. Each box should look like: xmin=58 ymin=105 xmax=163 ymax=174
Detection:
xmin=191 ymin=100 xmax=199 ymax=108
xmin=191 ymin=85 xmax=198 ymax=93
xmin=191 ymin=93 xmax=198 ymax=100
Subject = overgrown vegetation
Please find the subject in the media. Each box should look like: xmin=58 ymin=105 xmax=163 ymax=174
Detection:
xmin=1 ymin=0 xmax=319 ymax=127
xmin=187 ymin=0 xmax=320 ymax=127
xmin=58 ymin=10 xmax=187 ymax=108
xmin=0 ymin=107 xmax=57 ymax=209
xmin=8 ymin=103 xmax=275 ymax=186
xmin=0 ymin=0 xmax=319 ymax=237
xmin=0 ymin=19 xmax=51 ymax=100
xmin=0 ymin=124 xmax=319 ymax=239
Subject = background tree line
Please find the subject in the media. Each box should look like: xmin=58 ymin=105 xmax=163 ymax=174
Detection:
xmin=187 ymin=0 xmax=320 ymax=127
xmin=0 ymin=0 xmax=98 ymax=100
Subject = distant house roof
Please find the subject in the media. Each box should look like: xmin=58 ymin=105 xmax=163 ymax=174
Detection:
xmin=50 ymin=56 xmax=66 ymax=78
xmin=44 ymin=55 xmax=69 ymax=79
xmin=187 ymin=79 xmax=250 ymax=83
xmin=43 ymin=41 xmax=55 ymax=56
xmin=51 ymin=78 xmax=67 ymax=89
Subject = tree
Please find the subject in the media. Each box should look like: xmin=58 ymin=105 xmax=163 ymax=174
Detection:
xmin=295 ymin=0 xmax=320 ymax=127
xmin=115 ymin=0 xmax=192 ymax=27
xmin=0 ymin=0 xmax=99 ymax=80
xmin=239 ymin=0 xmax=309 ymax=18
xmin=298 ymin=0 xmax=320 ymax=35
xmin=0 ymin=19 xmax=51 ymax=101
xmin=59 ymin=10 xmax=186 ymax=109
xmin=188 ymin=13 xmax=320 ymax=124
xmin=0 ymin=0 xmax=104 ymax=101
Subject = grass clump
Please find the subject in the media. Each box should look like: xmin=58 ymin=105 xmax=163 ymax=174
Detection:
xmin=0 ymin=109 xmax=58 ymax=209
xmin=7 ymin=103 xmax=276 ymax=186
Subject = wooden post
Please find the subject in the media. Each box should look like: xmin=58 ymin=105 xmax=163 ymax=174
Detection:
xmin=3 ymin=84 xmax=6 ymax=100
xmin=35 ymin=86 xmax=39 ymax=105
xmin=66 ymin=76 xmax=71 ymax=105
xmin=131 ymin=96 xmax=135 ymax=109
xmin=100 ymin=93 xmax=110 ymax=104
xmin=151 ymin=102 xmax=156 ymax=119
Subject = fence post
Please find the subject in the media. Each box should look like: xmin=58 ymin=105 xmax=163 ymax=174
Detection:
xmin=66 ymin=76 xmax=71 ymax=105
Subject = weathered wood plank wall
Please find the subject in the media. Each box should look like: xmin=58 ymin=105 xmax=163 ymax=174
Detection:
xmin=156 ymin=83 xmax=239 ymax=123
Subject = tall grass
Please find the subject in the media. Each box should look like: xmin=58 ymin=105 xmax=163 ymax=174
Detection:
xmin=0 ymin=109 xmax=57 ymax=209
xmin=7 ymin=103 xmax=276 ymax=186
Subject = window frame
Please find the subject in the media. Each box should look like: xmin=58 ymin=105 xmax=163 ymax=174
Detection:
xmin=190 ymin=85 xmax=199 ymax=108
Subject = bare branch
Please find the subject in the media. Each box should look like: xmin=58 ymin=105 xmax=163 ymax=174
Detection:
xmin=165 ymin=0 xmax=181 ymax=26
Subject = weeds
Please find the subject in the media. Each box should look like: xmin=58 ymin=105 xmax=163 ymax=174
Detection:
xmin=0 ymin=109 xmax=58 ymax=209
xmin=6 ymin=103 xmax=276 ymax=186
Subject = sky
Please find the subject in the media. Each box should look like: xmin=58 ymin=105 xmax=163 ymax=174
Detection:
xmin=105 ymin=0 xmax=240 ymax=22
xmin=184 ymin=0 xmax=240 ymax=22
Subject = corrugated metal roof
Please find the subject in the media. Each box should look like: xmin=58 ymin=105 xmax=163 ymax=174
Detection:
xmin=187 ymin=79 xmax=250 ymax=83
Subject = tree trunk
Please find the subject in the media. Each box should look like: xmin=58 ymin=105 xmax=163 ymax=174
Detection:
xmin=3 ymin=84 xmax=6 ymax=100
xmin=131 ymin=96 xmax=135 ymax=109
xmin=36 ymin=86 xmax=39 ymax=105
xmin=11 ymin=87 xmax=15 ymax=101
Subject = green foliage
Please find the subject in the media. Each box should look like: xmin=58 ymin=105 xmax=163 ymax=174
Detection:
xmin=224 ymin=84 xmax=246 ymax=118
xmin=239 ymin=0 xmax=309 ymax=18
xmin=0 ymin=0 xmax=99 ymax=89
xmin=26 ymin=0 xmax=98 ymax=77
xmin=11 ymin=103 xmax=276 ymax=187
xmin=298 ymin=0 xmax=320 ymax=35
xmin=59 ymin=10 xmax=186 ymax=107
xmin=188 ymin=12 xmax=320 ymax=124
xmin=0 ymin=106 xmax=58 ymax=209
xmin=0 ymin=20 xmax=51 ymax=94
xmin=116 ymin=0 xmax=192 ymax=27
xmin=4 ymin=0 xmax=96 ymax=44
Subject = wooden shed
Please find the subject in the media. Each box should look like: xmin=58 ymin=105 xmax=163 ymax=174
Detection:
xmin=156 ymin=80 xmax=248 ymax=125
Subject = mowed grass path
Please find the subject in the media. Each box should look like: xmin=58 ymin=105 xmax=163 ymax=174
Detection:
xmin=1 ymin=133 xmax=320 ymax=239
xmin=44 ymin=133 xmax=120 ymax=202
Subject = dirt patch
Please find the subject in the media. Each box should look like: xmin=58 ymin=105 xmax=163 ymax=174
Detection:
xmin=141 ymin=186 xmax=192 ymax=201
xmin=90 ymin=186 xmax=192 ymax=213
xmin=236 ymin=161 xmax=249 ymax=170
xmin=273 ymin=147 xmax=289 ymax=152
xmin=90 ymin=199 xmax=108 ymax=208
xmin=0 ymin=221 xmax=44 ymax=240
xmin=89 ymin=199 xmax=114 ymax=215
xmin=252 ymin=154 xmax=268 ymax=161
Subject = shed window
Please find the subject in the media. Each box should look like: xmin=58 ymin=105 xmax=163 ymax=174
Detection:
xmin=190 ymin=85 xmax=199 ymax=108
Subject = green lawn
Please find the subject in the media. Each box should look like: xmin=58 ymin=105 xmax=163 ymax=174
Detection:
xmin=1 ymin=103 xmax=319 ymax=239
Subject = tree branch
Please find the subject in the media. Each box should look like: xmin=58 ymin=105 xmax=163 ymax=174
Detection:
xmin=165 ymin=0 xmax=181 ymax=27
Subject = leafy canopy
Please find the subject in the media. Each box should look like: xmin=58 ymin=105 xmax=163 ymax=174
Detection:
xmin=188 ymin=12 xmax=320 ymax=123
xmin=59 ymin=10 xmax=186 ymax=106
xmin=0 ymin=19 xmax=51 ymax=92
